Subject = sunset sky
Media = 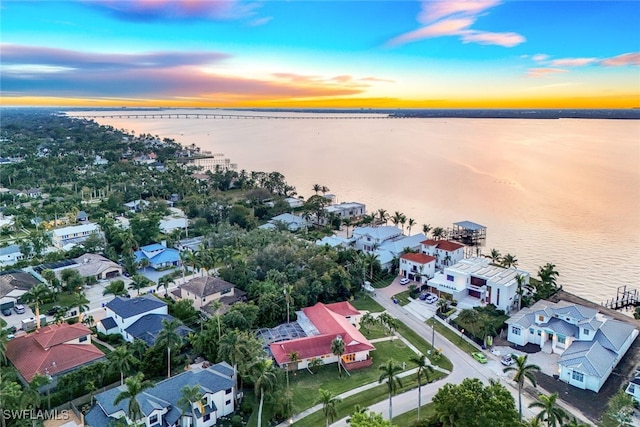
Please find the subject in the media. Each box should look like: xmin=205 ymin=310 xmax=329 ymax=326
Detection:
xmin=2 ymin=0 xmax=639 ymax=108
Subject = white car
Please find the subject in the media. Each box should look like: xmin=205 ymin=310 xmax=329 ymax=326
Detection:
xmin=399 ymin=277 xmax=410 ymax=285
xmin=425 ymin=294 xmax=439 ymax=304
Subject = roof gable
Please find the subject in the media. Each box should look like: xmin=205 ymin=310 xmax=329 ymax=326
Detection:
xmin=400 ymin=253 xmax=436 ymax=264
xmin=181 ymin=276 xmax=236 ymax=298
xmin=106 ymin=295 xmax=166 ymax=319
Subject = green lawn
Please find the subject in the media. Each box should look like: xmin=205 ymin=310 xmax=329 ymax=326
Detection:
xmin=351 ymin=294 xmax=384 ymax=313
xmin=395 ymin=320 xmax=453 ymax=371
xmin=391 ymin=402 xmax=436 ymax=426
xmin=370 ymin=275 xmax=395 ymax=289
xmin=289 ymin=339 xmax=417 ymax=413
xmin=392 ymin=290 xmax=413 ymax=306
xmin=429 ymin=319 xmax=479 ymax=354
xmin=360 ymin=321 xmax=392 ymax=340
xmin=38 ymin=292 xmax=79 ymax=314
xmin=293 ymin=371 xmax=446 ymax=427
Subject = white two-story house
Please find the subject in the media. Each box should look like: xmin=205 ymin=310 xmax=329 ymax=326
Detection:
xmin=507 ymin=300 xmax=638 ymax=392
xmin=399 ymin=253 xmax=436 ymax=284
xmin=51 ymin=222 xmax=101 ymax=250
xmin=420 ymin=239 xmax=465 ymax=270
xmin=427 ymin=257 xmax=529 ymax=312
xmin=352 ymin=226 xmax=403 ymax=252
xmin=86 ymin=361 xmax=236 ymax=427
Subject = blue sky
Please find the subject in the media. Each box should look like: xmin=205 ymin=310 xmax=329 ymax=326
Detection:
xmin=1 ymin=0 xmax=639 ymax=108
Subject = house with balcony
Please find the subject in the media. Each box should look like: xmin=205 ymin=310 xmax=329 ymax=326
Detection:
xmin=506 ymin=299 xmax=638 ymax=392
xmin=5 ymin=323 xmax=104 ymax=383
xmin=268 ymin=302 xmax=374 ymax=372
xmin=172 ymin=276 xmax=247 ymax=316
xmin=352 ymin=226 xmax=403 ymax=252
xmin=420 ymin=239 xmax=465 ymax=270
xmin=426 ymin=257 xmax=529 ymax=312
xmin=399 ymin=253 xmax=437 ymax=284
xmin=97 ymin=295 xmax=191 ymax=346
xmin=85 ymin=361 xmax=235 ymax=427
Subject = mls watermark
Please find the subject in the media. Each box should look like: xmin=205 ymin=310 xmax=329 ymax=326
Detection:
xmin=1 ymin=409 xmax=70 ymax=421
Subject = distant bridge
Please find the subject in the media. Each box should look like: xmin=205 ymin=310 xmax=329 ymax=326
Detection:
xmin=75 ymin=113 xmax=403 ymax=120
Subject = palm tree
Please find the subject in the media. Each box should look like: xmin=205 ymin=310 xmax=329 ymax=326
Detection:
xmin=128 ymin=274 xmax=153 ymax=296
xmin=485 ymin=248 xmax=502 ymax=264
xmin=22 ymin=284 xmax=51 ymax=330
xmin=391 ymin=211 xmax=403 ymax=229
xmin=501 ymin=253 xmax=518 ymax=268
xmin=563 ymin=418 xmax=589 ymax=427
xmin=410 ymin=354 xmax=434 ymax=421
xmin=456 ymin=308 xmax=480 ymax=339
xmin=103 ymin=279 xmax=129 ymax=297
xmin=70 ymin=291 xmax=90 ymax=323
xmin=504 ymin=354 xmax=541 ymax=420
xmin=312 ymin=184 xmax=322 ymax=195
xmin=283 ymin=284 xmax=294 ymax=324
xmin=155 ymin=318 xmax=183 ymax=378
xmin=317 ymin=389 xmax=341 ymax=427
xmin=21 ymin=374 xmax=49 ymax=409
xmin=431 ymin=226 xmax=445 ymax=240
xmin=342 ymin=217 xmax=352 ymax=237
xmin=177 ymin=384 xmax=203 ymax=422
xmin=378 ymin=359 xmax=403 ymax=422
xmin=529 ymin=392 xmax=567 ymax=427
xmin=251 ymin=358 xmax=277 ymax=427
xmin=109 ymin=345 xmax=137 ymax=385
xmin=407 ymin=218 xmax=416 ymax=235
xmin=361 ymin=252 xmax=379 ymax=280
xmin=113 ymin=373 xmax=152 ymax=424
xmin=515 ymin=273 xmax=527 ymax=310
xmin=218 ymin=329 xmax=256 ymax=402
xmin=422 ymin=223 xmax=432 ymax=236
xmin=156 ymin=275 xmax=175 ymax=297
xmin=399 ymin=215 xmax=407 ymax=233
xmin=331 ymin=337 xmax=345 ymax=377
xmin=377 ymin=209 xmax=388 ymax=225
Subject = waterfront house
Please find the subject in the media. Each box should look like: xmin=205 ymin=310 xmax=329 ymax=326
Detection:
xmin=399 ymin=253 xmax=437 ymax=284
xmin=420 ymin=239 xmax=465 ymax=270
xmin=97 ymin=295 xmax=191 ymax=345
xmin=85 ymin=361 xmax=235 ymax=427
xmin=352 ymin=226 xmax=403 ymax=252
xmin=259 ymin=213 xmax=309 ymax=232
xmin=506 ymin=299 xmax=638 ymax=392
xmin=427 ymin=257 xmax=529 ymax=312
xmin=268 ymin=302 xmax=374 ymax=372
xmin=285 ymin=197 xmax=304 ymax=209
xmin=5 ymin=323 xmax=104 ymax=383
xmin=51 ymin=222 xmax=101 ymax=251
xmin=171 ymin=276 xmax=246 ymax=316
xmin=134 ymin=242 xmax=181 ymax=270
xmin=323 ymin=201 xmax=366 ymax=222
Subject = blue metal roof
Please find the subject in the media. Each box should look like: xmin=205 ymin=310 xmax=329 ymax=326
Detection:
xmin=105 ymin=295 xmax=166 ymax=319
xmin=140 ymin=243 xmax=165 ymax=252
xmin=453 ymin=221 xmax=486 ymax=230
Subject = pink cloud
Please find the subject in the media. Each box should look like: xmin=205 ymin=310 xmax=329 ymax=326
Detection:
xmin=418 ymin=0 xmax=502 ymax=24
xmin=460 ymin=30 xmax=525 ymax=47
xmin=548 ymin=57 xmax=597 ymax=67
xmin=359 ymin=76 xmax=395 ymax=83
xmin=87 ymin=0 xmax=258 ymax=21
xmin=600 ymin=52 xmax=640 ymax=66
xmin=387 ymin=18 xmax=474 ymax=46
xmin=532 ymin=54 xmax=549 ymax=62
xmin=527 ymin=68 xmax=568 ymax=77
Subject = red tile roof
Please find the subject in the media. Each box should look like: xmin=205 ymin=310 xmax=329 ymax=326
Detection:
xmin=324 ymin=301 xmax=360 ymax=317
xmin=400 ymin=253 xmax=436 ymax=264
xmin=5 ymin=324 xmax=104 ymax=382
xmin=269 ymin=302 xmax=374 ymax=365
xmin=420 ymin=240 xmax=465 ymax=252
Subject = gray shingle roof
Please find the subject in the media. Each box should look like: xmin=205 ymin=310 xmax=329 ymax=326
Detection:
xmin=541 ymin=317 xmax=579 ymax=338
xmin=554 ymin=304 xmax=598 ymax=322
xmin=106 ymin=295 xmax=166 ymax=319
xmin=124 ymin=314 xmax=192 ymax=346
xmin=559 ymin=340 xmax=617 ymax=378
xmin=596 ymin=319 xmax=637 ymax=352
xmin=99 ymin=317 xmax=117 ymax=330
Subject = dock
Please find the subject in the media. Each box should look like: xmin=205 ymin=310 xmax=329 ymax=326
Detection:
xmin=602 ymin=285 xmax=640 ymax=311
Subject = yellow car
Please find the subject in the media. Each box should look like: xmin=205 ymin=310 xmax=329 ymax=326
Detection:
xmin=471 ymin=352 xmax=488 ymax=364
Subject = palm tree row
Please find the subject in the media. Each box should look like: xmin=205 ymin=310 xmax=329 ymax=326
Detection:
xmin=484 ymin=248 xmax=519 ymax=268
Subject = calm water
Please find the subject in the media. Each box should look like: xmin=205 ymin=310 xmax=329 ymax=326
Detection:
xmin=70 ymin=110 xmax=640 ymax=308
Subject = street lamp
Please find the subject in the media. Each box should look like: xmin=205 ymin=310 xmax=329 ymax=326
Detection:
xmin=430 ymin=316 xmax=436 ymax=350
xmin=460 ymin=328 xmax=465 ymax=343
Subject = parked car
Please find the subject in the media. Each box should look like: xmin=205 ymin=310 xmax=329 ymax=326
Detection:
xmin=501 ymin=354 xmax=517 ymax=366
xmin=46 ymin=306 xmax=62 ymax=316
xmin=419 ymin=292 xmax=428 ymax=301
xmin=425 ymin=294 xmax=439 ymax=304
xmin=2 ymin=308 xmax=11 ymax=316
xmin=399 ymin=278 xmax=410 ymax=285
xmin=13 ymin=304 xmax=25 ymax=314
xmin=471 ymin=352 xmax=488 ymax=364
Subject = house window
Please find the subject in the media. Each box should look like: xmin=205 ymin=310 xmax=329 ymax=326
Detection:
xmin=203 ymin=414 xmax=211 ymax=422
xmin=630 ymin=384 xmax=636 ymax=394
xmin=583 ymin=329 xmax=590 ymax=336
xmin=558 ymin=335 xmax=566 ymax=344
xmin=79 ymin=336 xmax=87 ymax=342
xmin=225 ymin=388 xmax=232 ymax=395
xmin=447 ymin=275 xmax=454 ymax=282
xmin=572 ymin=371 xmax=584 ymax=382
xmin=149 ymin=414 xmax=158 ymax=425
xmin=511 ymin=326 xmax=521 ymax=336
xmin=225 ymin=399 xmax=232 ymax=405
xmin=537 ymin=330 xmax=542 ymax=336
xmin=538 ymin=315 xmax=544 ymax=322
xmin=529 ymin=328 xmax=534 ymax=334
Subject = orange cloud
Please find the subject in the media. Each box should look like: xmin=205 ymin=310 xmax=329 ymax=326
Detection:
xmin=460 ymin=30 xmax=525 ymax=47
xmin=600 ymin=52 xmax=640 ymax=66
xmin=548 ymin=57 xmax=597 ymax=67
xmin=527 ymin=68 xmax=568 ymax=77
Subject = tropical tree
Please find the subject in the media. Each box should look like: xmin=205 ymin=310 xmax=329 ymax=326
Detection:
xmin=109 ymin=345 xmax=137 ymax=385
xmin=504 ymin=354 xmax=541 ymax=420
xmin=431 ymin=226 xmax=445 ymax=240
xmin=331 ymin=337 xmax=345 ymax=377
xmin=177 ymin=384 xmax=203 ymax=422
xmin=218 ymin=329 xmax=264 ymax=402
xmin=21 ymin=373 xmax=49 ymax=409
xmin=128 ymin=274 xmax=153 ymax=296
xmin=422 ymin=223 xmax=432 ymax=236
xmin=251 ymin=358 xmax=277 ymax=427
xmin=21 ymin=283 xmax=52 ymax=330
xmin=156 ymin=275 xmax=175 ymax=297
xmin=378 ymin=359 xmax=403 ymax=422
xmin=70 ymin=291 xmax=90 ymax=322
xmin=155 ymin=318 xmax=184 ymax=378
xmin=391 ymin=211 xmax=403 ymax=229
xmin=103 ymin=279 xmax=129 ymax=297
xmin=515 ymin=273 xmax=529 ymax=310
xmin=410 ymin=353 xmax=434 ymax=421
xmin=407 ymin=218 xmax=416 ymax=235
xmin=342 ymin=217 xmax=353 ymax=238
xmin=361 ymin=252 xmax=380 ymax=281
xmin=456 ymin=308 xmax=480 ymax=339
xmin=113 ymin=373 xmax=153 ymax=424
xmin=485 ymin=248 xmax=502 ymax=264
xmin=529 ymin=392 xmax=568 ymax=427
xmin=601 ymin=390 xmax=637 ymax=427
xmin=317 ymin=388 xmax=341 ymax=427
xmin=501 ymin=253 xmax=518 ymax=269
xmin=348 ymin=410 xmax=394 ymax=427
xmin=377 ymin=209 xmax=388 ymax=225
xmin=312 ymin=184 xmax=322 ymax=195
xmin=563 ymin=418 xmax=589 ymax=427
